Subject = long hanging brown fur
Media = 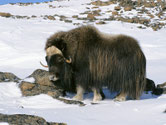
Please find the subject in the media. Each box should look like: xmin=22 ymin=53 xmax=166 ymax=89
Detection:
xmin=45 ymin=25 xmax=146 ymax=100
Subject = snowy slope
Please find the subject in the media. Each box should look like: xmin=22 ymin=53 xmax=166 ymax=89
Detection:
xmin=0 ymin=0 xmax=166 ymax=125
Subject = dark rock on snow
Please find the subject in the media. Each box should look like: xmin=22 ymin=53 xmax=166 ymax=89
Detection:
xmin=145 ymin=78 xmax=156 ymax=92
xmin=145 ymin=78 xmax=166 ymax=95
xmin=0 ymin=72 xmax=20 ymax=82
xmin=0 ymin=113 xmax=67 ymax=125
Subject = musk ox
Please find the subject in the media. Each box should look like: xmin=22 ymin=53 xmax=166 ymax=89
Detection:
xmin=41 ymin=25 xmax=146 ymax=102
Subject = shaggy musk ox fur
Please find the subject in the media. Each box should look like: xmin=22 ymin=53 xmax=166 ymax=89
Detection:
xmin=44 ymin=25 xmax=146 ymax=102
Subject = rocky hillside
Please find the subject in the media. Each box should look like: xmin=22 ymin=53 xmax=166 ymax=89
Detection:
xmin=0 ymin=0 xmax=166 ymax=31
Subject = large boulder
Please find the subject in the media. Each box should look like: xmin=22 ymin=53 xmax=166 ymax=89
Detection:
xmin=20 ymin=69 xmax=65 ymax=98
xmin=20 ymin=69 xmax=85 ymax=106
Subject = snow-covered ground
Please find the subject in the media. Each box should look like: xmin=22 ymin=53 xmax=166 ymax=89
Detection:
xmin=0 ymin=0 xmax=166 ymax=125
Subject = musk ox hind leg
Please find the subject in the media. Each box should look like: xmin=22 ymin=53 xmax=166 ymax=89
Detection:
xmin=73 ymin=85 xmax=84 ymax=101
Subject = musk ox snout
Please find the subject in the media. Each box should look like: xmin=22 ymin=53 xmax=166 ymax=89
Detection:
xmin=46 ymin=54 xmax=65 ymax=82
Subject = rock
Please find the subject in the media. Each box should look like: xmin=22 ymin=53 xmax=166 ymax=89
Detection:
xmin=19 ymin=81 xmax=64 ymax=98
xmin=20 ymin=81 xmax=35 ymax=91
xmin=59 ymin=15 xmax=67 ymax=21
xmin=92 ymin=6 xmax=99 ymax=9
xmin=148 ymin=14 xmax=155 ymax=19
xmin=0 ymin=113 xmax=66 ymax=125
xmin=157 ymin=82 xmax=166 ymax=88
xmin=64 ymin=20 xmax=72 ymax=23
xmin=19 ymin=69 xmax=86 ymax=106
xmin=152 ymin=81 xmax=166 ymax=95
xmin=151 ymin=24 xmax=160 ymax=31
xmin=152 ymin=88 xmax=164 ymax=95
xmin=144 ymin=2 xmax=156 ymax=8
xmin=47 ymin=15 xmax=56 ymax=20
xmin=124 ymin=6 xmax=132 ymax=11
xmin=138 ymin=18 xmax=150 ymax=25
xmin=0 ymin=72 xmax=20 ymax=82
xmin=57 ymin=98 xmax=86 ymax=106
xmin=15 ymin=15 xmax=29 ymax=19
xmin=137 ymin=0 xmax=142 ymax=6
xmin=19 ymin=69 xmax=65 ymax=98
xmin=96 ymin=21 xmax=106 ymax=25
xmin=117 ymin=17 xmax=134 ymax=23
xmin=87 ymin=13 xmax=96 ymax=20
xmin=31 ymin=15 xmax=37 ymax=18
xmin=91 ymin=1 xmax=114 ymax=6
xmin=0 ymin=12 xmax=12 ymax=17
xmin=114 ymin=6 xmax=121 ymax=11
xmin=112 ymin=11 xmax=118 ymax=15
xmin=92 ymin=10 xmax=101 ymax=16
xmin=145 ymin=78 xmax=156 ymax=92
xmin=28 ymin=69 xmax=54 ymax=87
xmin=137 ymin=26 xmax=146 ymax=29
xmin=72 ymin=15 xmax=78 ymax=18
xmin=145 ymin=78 xmax=166 ymax=95
xmin=49 ymin=5 xmax=56 ymax=8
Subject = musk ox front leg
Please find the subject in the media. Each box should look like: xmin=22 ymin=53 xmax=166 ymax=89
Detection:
xmin=73 ymin=85 xmax=84 ymax=101
xmin=114 ymin=92 xmax=127 ymax=102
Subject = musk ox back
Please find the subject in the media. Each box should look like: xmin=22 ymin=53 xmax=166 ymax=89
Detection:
xmin=43 ymin=25 xmax=146 ymax=102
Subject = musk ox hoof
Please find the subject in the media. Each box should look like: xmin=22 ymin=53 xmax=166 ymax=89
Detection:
xmin=114 ymin=96 xmax=126 ymax=102
xmin=93 ymin=94 xmax=102 ymax=103
xmin=72 ymin=95 xmax=83 ymax=101
xmin=114 ymin=93 xmax=127 ymax=102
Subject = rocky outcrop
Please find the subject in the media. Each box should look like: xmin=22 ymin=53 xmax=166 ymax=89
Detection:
xmin=0 ymin=69 xmax=85 ymax=106
xmin=20 ymin=69 xmax=85 ymax=106
xmin=0 ymin=113 xmax=66 ymax=125
xmin=20 ymin=69 xmax=65 ymax=98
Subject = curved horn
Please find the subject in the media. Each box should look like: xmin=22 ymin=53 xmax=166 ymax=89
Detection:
xmin=40 ymin=61 xmax=48 ymax=68
xmin=65 ymin=57 xmax=72 ymax=64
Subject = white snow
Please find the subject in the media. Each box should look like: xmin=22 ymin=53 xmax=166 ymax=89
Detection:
xmin=0 ymin=123 xmax=9 ymax=125
xmin=23 ymin=77 xmax=35 ymax=83
xmin=0 ymin=0 xmax=166 ymax=125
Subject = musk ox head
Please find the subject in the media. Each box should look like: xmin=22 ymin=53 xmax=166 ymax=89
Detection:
xmin=40 ymin=46 xmax=72 ymax=82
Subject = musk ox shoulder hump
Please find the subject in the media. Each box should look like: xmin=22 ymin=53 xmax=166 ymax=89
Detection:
xmin=45 ymin=31 xmax=66 ymax=50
